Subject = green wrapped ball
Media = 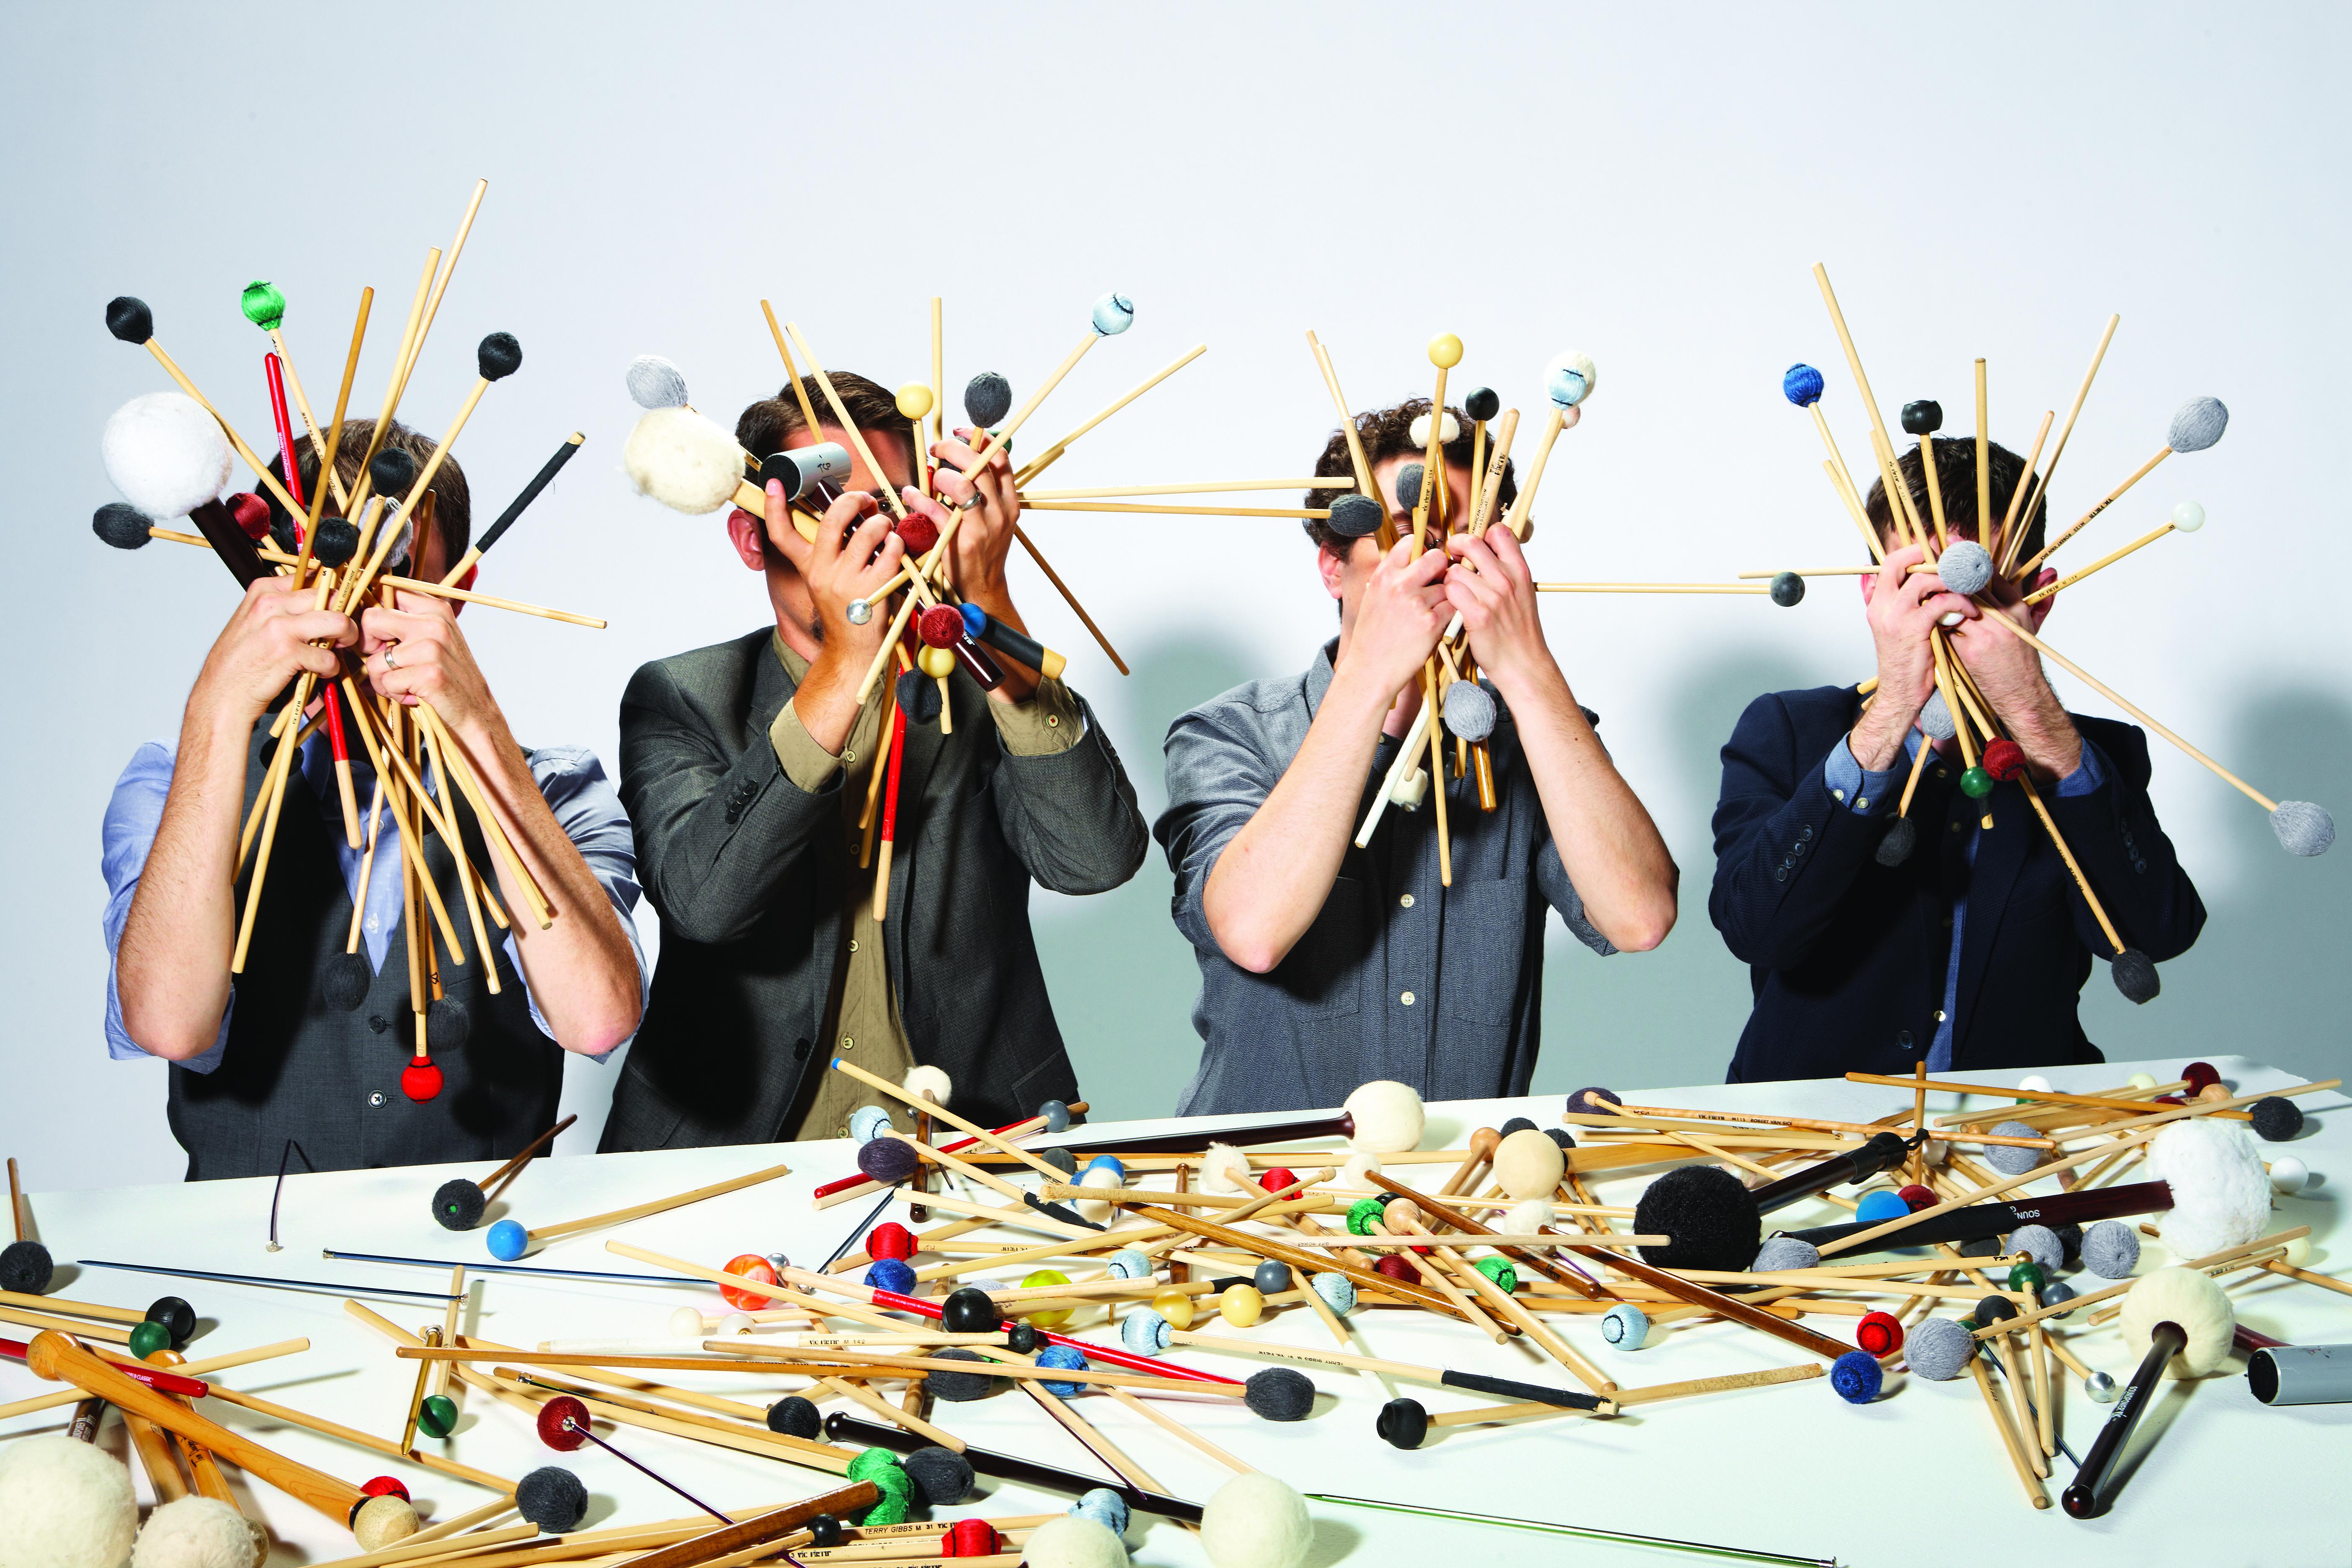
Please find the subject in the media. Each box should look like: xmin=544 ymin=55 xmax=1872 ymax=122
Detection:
xmin=417 ymin=1394 xmax=459 ymax=1439
xmin=2006 ymin=1261 xmax=2046 ymax=1295
xmin=1474 ymin=1256 xmax=1518 ymax=1294
xmin=240 ymin=280 xmax=286 ymax=331
xmin=1346 ymin=1198 xmax=1386 ymax=1237
xmin=127 ymin=1320 xmax=171 ymax=1359
xmin=1960 ymin=766 xmax=1994 ymax=799
xmin=847 ymin=1448 xmax=913 ymax=1526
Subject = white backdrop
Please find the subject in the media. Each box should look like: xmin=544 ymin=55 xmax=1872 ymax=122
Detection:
xmin=5 ymin=3 xmax=2345 ymax=1190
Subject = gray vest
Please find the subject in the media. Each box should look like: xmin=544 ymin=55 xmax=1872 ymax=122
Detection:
xmin=165 ymin=720 xmax=561 ymax=1181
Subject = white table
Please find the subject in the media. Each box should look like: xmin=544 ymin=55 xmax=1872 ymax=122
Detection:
xmin=6 ymin=1055 xmax=2345 ymax=1568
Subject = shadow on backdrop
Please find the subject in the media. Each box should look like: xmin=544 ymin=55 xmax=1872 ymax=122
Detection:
xmin=1531 ymin=642 xmax=1821 ymax=1098
xmin=1037 ymin=632 xmax=1256 ymax=1121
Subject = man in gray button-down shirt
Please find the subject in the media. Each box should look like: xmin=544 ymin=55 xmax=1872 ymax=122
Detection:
xmin=1155 ymin=400 xmax=1679 ymax=1115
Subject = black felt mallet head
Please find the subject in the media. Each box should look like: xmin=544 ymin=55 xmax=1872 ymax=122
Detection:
xmin=106 ymin=296 xmax=155 ymax=344
xmin=310 ymin=517 xmax=361 ymax=569
xmin=1376 ymin=1396 xmax=1429 ymax=1449
xmin=1243 ymin=1366 xmax=1315 ymax=1421
xmin=370 ymin=447 xmax=419 ymax=501
xmin=94 ymin=502 xmax=152 ymax=550
xmin=2111 ymin=948 xmax=2160 ymax=1004
xmin=431 ymin=1177 xmax=487 ymax=1231
xmin=516 ymin=1466 xmax=588 ymax=1532
xmin=321 ymin=951 xmax=371 ymax=1011
xmin=1634 ymin=1164 xmax=1761 ymax=1272
xmin=1901 ymin=400 xmax=1943 ymax=436
xmin=427 ymin=997 xmax=471 ymax=1052
xmin=1395 ymin=463 xmax=1426 ymax=510
xmin=766 ymin=1394 xmax=823 ymax=1438
xmin=0 ymin=1239 xmax=54 ymax=1295
xmin=964 ymin=372 xmax=1012 ymax=429
xmin=1463 ymin=387 xmax=1500 ymax=422
xmin=1875 ymin=815 xmax=1918 ymax=867
xmin=477 ymin=332 xmax=523 ymax=382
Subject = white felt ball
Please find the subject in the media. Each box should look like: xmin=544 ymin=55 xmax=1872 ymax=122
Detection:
xmin=351 ymin=1494 xmax=419 ymax=1548
xmin=1406 ymin=411 xmax=1462 ymax=449
xmin=668 ymin=1306 xmax=705 ymax=1336
xmin=133 ymin=1495 xmax=268 ymax=1568
xmin=1077 ymin=1165 xmax=1124 ymax=1223
xmin=2128 ymin=1073 xmax=2159 ymax=1091
xmin=2016 ymin=1075 xmax=2053 ymax=1093
xmin=1491 ymin=1127 xmax=1567 ymax=1200
xmin=0 ymin=1433 xmax=137 ymax=1568
xmin=1201 ymin=1472 xmax=1313 ymax=1568
xmin=2171 ymin=500 xmax=2205 ymax=533
xmin=1200 ymin=1142 xmax=1254 ymax=1196
xmin=623 ymin=406 xmax=745 ymax=515
xmin=1343 ymin=1081 xmax=1425 ymax=1153
xmin=103 ymin=392 xmax=231 ymax=521
xmin=1336 ymin=1150 xmax=1385 ymax=1190
xmin=1544 ymin=350 xmax=1597 ymax=408
xmin=2269 ymin=1155 xmax=2309 ymax=1194
xmin=2119 ymin=1265 xmax=2235 ymax=1378
xmin=1503 ymin=1198 xmax=1553 ymax=1235
xmin=1025 ymin=1512 xmax=1130 ymax=1567
xmin=902 ymin=1065 xmax=953 ymax=1108
xmin=2147 ymin=1117 xmax=2271 ymax=1260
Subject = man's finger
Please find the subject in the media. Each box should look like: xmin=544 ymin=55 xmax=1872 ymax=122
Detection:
xmin=771 ymin=481 xmax=821 ymax=571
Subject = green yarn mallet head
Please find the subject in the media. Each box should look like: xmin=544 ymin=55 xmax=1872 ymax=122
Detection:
xmin=240 ymin=280 xmax=286 ymax=332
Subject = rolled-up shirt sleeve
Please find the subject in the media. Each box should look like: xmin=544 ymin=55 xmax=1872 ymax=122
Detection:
xmin=1823 ymin=733 xmax=1901 ymax=816
xmin=503 ymin=745 xmax=649 ymax=1057
xmin=987 ymin=676 xmax=1085 ymax=757
xmin=103 ymin=741 xmax=233 ymax=1072
xmin=1154 ymin=710 xmax=1283 ymax=955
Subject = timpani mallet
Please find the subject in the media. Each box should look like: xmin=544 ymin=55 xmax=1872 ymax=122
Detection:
xmin=2 ymin=1157 xmax=52 ymax=1295
xmin=102 ymin=297 xmax=305 ymax=522
xmin=481 ymin=1161 xmax=794 ymax=1262
xmin=430 ymin=1115 xmax=578 ymax=1231
xmin=2017 ymin=393 xmax=2227 ymax=579
xmin=437 ymin=432 xmax=587 ymax=588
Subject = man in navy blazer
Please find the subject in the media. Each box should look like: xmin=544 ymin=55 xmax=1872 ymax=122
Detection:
xmin=1710 ymin=436 xmax=2205 ymax=1083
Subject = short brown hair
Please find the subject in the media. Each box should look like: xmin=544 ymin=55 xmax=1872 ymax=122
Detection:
xmin=1302 ymin=399 xmax=1516 ymax=552
xmin=1863 ymin=438 xmax=2045 ymax=564
xmin=737 ymin=372 xmax=907 ymax=463
xmin=262 ymin=417 xmax=472 ymax=561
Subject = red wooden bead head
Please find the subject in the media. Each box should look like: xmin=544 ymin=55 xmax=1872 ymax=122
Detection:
xmin=867 ymin=1222 xmax=917 ymax=1261
xmin=918 ymin=605 xmax=965 ymax=648
xmin=1981 ymin=738 xmax=2026 ymax=782
xmin=360 ymin=1475 xmax=411 ymax=1501
xmin=536 ymin=1395 xmax=592 ymax=1451
xmin=2182 ymin=1061 xmax=2222 ymax=1093
xmin=1855 ymin=1310 xmax=1905 ymax=1357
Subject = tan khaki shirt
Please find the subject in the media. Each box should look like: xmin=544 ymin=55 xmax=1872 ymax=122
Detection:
xmin=766 ymin=633 xmax=1083 ymax=1140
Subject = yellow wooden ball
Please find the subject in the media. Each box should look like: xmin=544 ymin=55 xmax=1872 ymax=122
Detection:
xmin=1427 ymin=333 xmax=1464 ymax=369
xmin=1151 ymin=1287 xmax=1194 ymax=1329
xmin=896 ymin=382 xmax=935 ymax=420
xmin=917 ymin=645 xmax=957 ymax=678
xmin=1024 ymin=1269 xmax=1073 ymax=1329
xmin=1218 ymin=1284 xmax=1265 ymax=1327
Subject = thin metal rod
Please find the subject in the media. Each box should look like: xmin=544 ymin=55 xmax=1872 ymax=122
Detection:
xmin=1304 ymin=1494 xmax=1836 ymax=1567
xmin=79 ymin=1259 xmax=460 ymax=1303
xmin=553 ymin=1404 xmax=733 ymax=1523
xmin=320 ymin=1251 xmax=703 ymax=1287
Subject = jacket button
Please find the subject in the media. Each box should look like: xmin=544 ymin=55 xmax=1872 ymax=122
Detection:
xmin=1774 ymin=867 xmax=1788 ymax=882
xmin=368 ymin=1091 xmax=387 ymax=1107
xmin=1800 ymin=826 xmax=1814 ymax=842
xmin=1896 ymin=1029 xmax=1914 ymax=1047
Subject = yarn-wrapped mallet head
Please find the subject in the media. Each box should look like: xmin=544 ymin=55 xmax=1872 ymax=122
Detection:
xmin=963 ymin=372 xmax=1012 ymax=429
xmin=1782 ymin=363 xmax=1826 ymax=408
xmin=240 ymin=281 xmax=287 ymax=333
xmin=1544 ymin=350 xmax=1597 ymax=423
xmin=625 ymin=355 xmax=690 ymax=410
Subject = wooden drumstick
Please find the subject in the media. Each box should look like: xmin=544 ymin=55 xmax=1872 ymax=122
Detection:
xmin=482 ymin=1116 xmax=578 ymax=1202
xmin=397 ymin=1325 xmax=442 ymax=1455
xmin=491 ymin=1162 xmax=794 ymax=1257
xmin=1023 ymin=478 xmax=1347 ymax=499
xmin=1439 ymin=1130 xmax=1501 ymax=1197
xmin=1012 ymin=344 xmax=1207 ymax=489
xmin=25 ymin=1331 xmax=399 ymax=1534
xmin=419 ymin=720 xmax=498 ymax=993
xmin=291 ymin=285 xmax=373 ymax=578
xmin=338 ymin=248 xmax=440 ymax=519
xmin=1992 ymin=410 xmax=2055 ymax=573
xmin=780 ymin=322 xmax=907 ymax=521
xmin=828 ymin=1057 xmax=1065 ymax=1184
xmin=2003 ymin=313 xmax=2120 ymax=576
xmin=2021 ymin=514 xmax=2184 ymax=604
xmin=1534 ymin=582 xmax=1772 ymax=595
xmin=1018 ymin=499 xmax=1333 ymax=520
xmin=339 ymin=339 xmax=522 ymax=614
xmin=758 ymin=300 xmax=830 ymax=450
xmin=1369 ymin=1215 xmax=1500 ymax=1339
xmin=1969 ymin=1350 xmax=2048 ymax=1509
xmin=1007 ymin=522 xmax=1128 ymax=675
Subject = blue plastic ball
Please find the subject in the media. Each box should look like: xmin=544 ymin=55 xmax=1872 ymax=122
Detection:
xmin=1601 ymin=1303 xmax=1649 ymax=1349
xmin=1854 ymin=1189 xmax=1911 ymax=1224
xmin=1037 ymin=1343 xmax=1088 ymax=1397
xmin=1783 ymin=363 xmax=1825 ymax=407
xmin=1090 ymin=293 xmax=1135 ymax=336
xmin=866 ymin=1258 xmax=917 ymax=1295
xmin=1830 ymin=1349 xmax=1884 ymax=1404
xmin=1082 ymin=1155 xmax=1125 ymax=1185
xmin=958 ymin=602 xmax=987 ymax=639
xmin=485 ymin=1220 xmax=529 ymax=1262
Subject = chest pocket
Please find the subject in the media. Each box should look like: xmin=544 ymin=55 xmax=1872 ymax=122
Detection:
xmin=1271 ymin=874 xmax=1372 ymax=1016
xmin=1439 ymin=873 xmax=1530 ymax=1026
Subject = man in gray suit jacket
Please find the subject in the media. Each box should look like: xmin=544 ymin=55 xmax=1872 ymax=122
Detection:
xmin=601 ymin=372 xmax=1148 ymax=1151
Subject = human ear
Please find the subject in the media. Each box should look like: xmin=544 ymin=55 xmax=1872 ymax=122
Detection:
xmin=726 ymin=506 xmax=766 ymax=571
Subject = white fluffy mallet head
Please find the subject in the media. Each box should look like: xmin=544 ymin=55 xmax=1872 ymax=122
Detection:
xmin=1076 ymin=1165 xmax=1124 ymax=1223
xmin=1503 ymin=1197 xmax=1553 ymax=1235
xmin=902 ymin=1065 xmax=953 ymax=1109
xmin=1201 ymin=1471 xmax=1314 ymax=1568
xmin=2119 ymin=1265 xmax=2236 ymax=1378
xmin=1336 ymin=1150 xmax=1385 ymax=1190
xmin=623 ymin=406 xmax=744 ymax=515
xmin=625 ymin=355 xmax=690 ymax=410
xmin=1200 ymin=1142 xmax=1255 ymax=1196
xmin=1407 ymin=410 xmax=1462 ymax=449
xmin=0 ymin=1432 xmax=137 ymax=1568
xmin=104 ymin=392 xmax=231 ymax=520
xmin=1342 ymin=1081 xmax=1425 ymax=1153
xmin=1544 ymin=350 xmax=1597 ymax=410
xmin=1491 ymin=1127 xmax=1567 ymax=1201
xmin=1024 ymin=1512 xmax=1130 ymax=1568
xmin=2146 ymin=1117 xmax=2272 ymax=1260
xmin=1935 ymin=539 xmax=1994 ymax=597
xmin=2270 ymin=800 xmax=2335 ymax=857
xmin=132 ymin=1495 xmax=268 ymax=1568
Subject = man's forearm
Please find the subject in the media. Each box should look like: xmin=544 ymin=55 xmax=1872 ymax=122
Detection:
xmin=1201 ymin=669 xmax=1393 ymax=973
xmin=1508 ymin=663 xmax=1678 ymax=951
xmin=449 ymin=713 xmax=641 ymax=1057
xmin=1986 ymin=677 xmax=2082 ymax=780
xmin=116 ymin=706 xmax=250 ymax=1059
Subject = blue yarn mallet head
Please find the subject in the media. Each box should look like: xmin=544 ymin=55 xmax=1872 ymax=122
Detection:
xmin=848 ymin=1105 xmax=892 ymax=1145
xmin=1037 ymin=1344 xmax=1088 ymax=1397
xmin=1830 ymin=1349 xmax=1884 ymax=1403
xmin=865 ymin=1257 xmax=916 ymax=1295
xmin=1090 ymin=293 xmax=1135 ymax=336
xmin=1312 ymin=1272 xmax=1357 ymax=1315
xmin=1600 ymin=1302 xmax=1648 ymax=1349
xmin=1105 ymin=1248 xmax=1154 ymax=1280
xmin=1073 ymin=1488 xmax=1130 ymax=1540
xmin=1782 ymin=363 xmax=1825 ymax=407
xmin=1121 ymin=1307 xmax=1172 ymax=1355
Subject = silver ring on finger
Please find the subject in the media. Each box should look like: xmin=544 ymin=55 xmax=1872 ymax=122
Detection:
xmin=383 ymin=650 xmax=398 ymax=671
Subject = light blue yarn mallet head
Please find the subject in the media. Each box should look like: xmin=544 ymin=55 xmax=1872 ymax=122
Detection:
xmin=1600 ymin=1302 xmax=1649 ymax=1349
xmin=1312 ymin=1272 xmax=1357 ymax=1315
xmin=1091 ymin=293 xmax=1135 ymax=336
xmin=1544 ymin=350 xmax=1597 ymax=411
xmin=1121 ymin=1307 xmax=1172 ymax=1354
xmin=848 ymin=1105 xmax=893 ymax=1145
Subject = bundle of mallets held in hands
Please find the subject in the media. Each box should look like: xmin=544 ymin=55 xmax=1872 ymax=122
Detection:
xmin=4 ymin=1052 xmax=2341 ymax=1566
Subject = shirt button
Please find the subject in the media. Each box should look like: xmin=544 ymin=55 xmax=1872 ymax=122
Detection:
xmin=841 ymin=1036 xmax=855 ymax=1050
xmin=1833 ymin=789 xmax=1846 ymax=802
xmin=1936 ymin=768 xmax=1949 ymax=779
xmin=1400 ymin=991 xmax=1416 ymax=1006
xmin=364 ymin=916 xmax=380 ymax=932
xmin=837 ymin=1126 xmax=850 ymax=1138
xmin=1855 ymin=798 xmax=1870 ymax=810
xmin=844 ymin=750 xmax=857 ymax=764
xmin=849 ymin=939 xmax=860 ymax=952
xmin=1935 ymin=1009 xmax=1948 ymax=1022
xmin=1047 ymin=715 xmax=1061 ymax=728
xmin=1399 ymin=894 xmax=1415 ymax=909
xmin=368 ymin=1091 xmax=386 ymax=1107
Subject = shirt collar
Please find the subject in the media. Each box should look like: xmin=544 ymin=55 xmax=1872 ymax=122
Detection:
xmin=1304 ymin=637 xmax=1340 ymax=719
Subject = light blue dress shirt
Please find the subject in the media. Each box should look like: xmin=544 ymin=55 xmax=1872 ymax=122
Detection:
xmin=1823 ymin=730 xmax=2107 ymax=1070
xmin=102 ymin=732 xmax=649 ymax=1073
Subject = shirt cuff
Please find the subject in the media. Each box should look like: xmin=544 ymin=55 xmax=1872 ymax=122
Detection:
xmin=988 ymin=677 xmax=1084 ymax=757
xmin=2053 ymin=736 xmax=2109 ymax=798
xmin=1825 ymin=734 xmax=1900 ymax=815
xmin=769 ymin=699 xmax=846 ymax=792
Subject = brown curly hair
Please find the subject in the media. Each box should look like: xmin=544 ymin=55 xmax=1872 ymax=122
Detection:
xmin=1302 ymin=398 xmax=1517 ymax=552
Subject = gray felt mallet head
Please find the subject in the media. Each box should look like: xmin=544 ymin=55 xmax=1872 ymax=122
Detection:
xmin=626 ymin=355 xmax=690 ymax=410
xmin=963 ymin=373 xmax=1011 ymax=429
xmin=1395 ymin=463 xmax=1426 ymax=511
xmin=1875 ymin=815 xmax=1917 ymax=867
xmin=1770 ymin=570 xmax=1805 ymax=607
xmin=1325 ymin=493 xmax=1382 ymax=539
xmin=1442 ymin=680 xmax=1497 ymax=743
xmin=2167 ymin=397 xmax=2228 ymax=453
xmin=1936 ymin=540 xmax=1994 ymax=597
xmin=93 ymin=502 xmax=152 ymax=550
xmin=1917 ymin=690 xmax=1957 ymax=741
xmin=2269 ymin=800 xmax=2334 ymax=857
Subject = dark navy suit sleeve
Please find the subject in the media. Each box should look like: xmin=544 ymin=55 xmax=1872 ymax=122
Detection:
xmin=2040 ymin=722 xmax=2205 ymax=962
xmin=1708 ymin=692 xmax=1889 ymax=970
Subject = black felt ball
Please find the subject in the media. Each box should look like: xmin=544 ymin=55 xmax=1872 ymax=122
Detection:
xmin=1973 ymin=1294 xmax=2018 ymax=1326
xmin=432 ymin=1178 xmax=486 ymax=1231
xmin=895 ymin=669 xmax=942 ymax=725
xmin=1006 ymin=1320 xmax=1039 ymax=1354
xmin=1875 ymin=816 xmax=1918 ymax=867
xmin=369 ymin=447 xmax=418 ymax=501
xmin=766 ymin=1395 xmax=822 ymax=1438
xmin=1634 ymin=1164 xmax=1760 ymax=1272
xmin=1376 ymin=1396 xmax=1429 ymax=1449
xmin=857 ymin=1137 xmax=920 ymax=1186
xmin=923 ymin=1348 xmax=997 ymax=1402
xmin=93 ymin=503 xmax=152 ymax=550
xmin=1770 ymin=570 xmax=1806 ymax=608
xmin=321 ymin=952 xmax=372 ymax=1011
xmin=902 ymin=1444 xmax=976 ymax=1506
xmin=1464 ymin=387 xmax=1500 ymax=422
xmin=940 ymin=1287 xmax=1002 ymax=1334
xmin=1500 ymin=1117 xmax=1537 ymax=1137
xmin=310 ymin=516 xmax=361 ymax=568
xmin=1565 ymin=1086 xmax=1621 ymax=1116
xmin=106 ymin=296 xmax=154 ymax=343
xmin=1041 ymin=1147 xmax=1078 ymax=1177
xmin=477 ymin=332 xmax=523 ymax=382
xmin=516 ymin=1466 xmax=588 ymax=1532
xmin=1244 ymin=1366 xmax=1315 ymax=1421
xmin=1545 ymin=1128 xmax=1575 ymax=1150
xmin=0 ymin=1240 xmax=54 ymax=1296
xmin=2251 ymin=1096 xmax=2306 ymax=1142
xmin=2111 ymin=948 xmax=2160 ymax=1005
xmin=427 ymin=997 xmax=471 ymax=1052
